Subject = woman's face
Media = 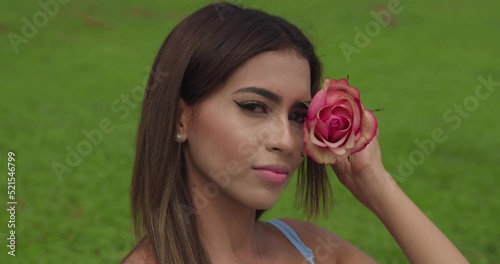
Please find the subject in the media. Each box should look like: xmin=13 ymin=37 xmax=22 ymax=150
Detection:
xmin=181 ymin=50 xmax=311 ymax=209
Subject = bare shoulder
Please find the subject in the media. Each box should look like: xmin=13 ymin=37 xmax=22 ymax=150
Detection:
xmin=121 ymin=239 xmax=158 ymax=264
xmin=278 ymin=218 xmax=378 ymax=264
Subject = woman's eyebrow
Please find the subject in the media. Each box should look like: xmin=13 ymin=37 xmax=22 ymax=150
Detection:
xmin=233 ymin=86 xmax=282 ymax=104
xmin=233 ymin=86 xmax=309 ymax=109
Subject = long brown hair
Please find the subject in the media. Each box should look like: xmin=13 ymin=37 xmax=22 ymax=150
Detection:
xmin=126 ymin=2 xmax=332 ymax=263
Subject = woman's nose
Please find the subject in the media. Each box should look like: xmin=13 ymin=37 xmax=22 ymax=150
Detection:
xmin=263 ymin=114 xmax=298 ymax=154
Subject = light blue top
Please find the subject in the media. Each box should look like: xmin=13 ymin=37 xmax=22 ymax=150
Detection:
xmin=267 ymin=219 xmax=315 ymax=264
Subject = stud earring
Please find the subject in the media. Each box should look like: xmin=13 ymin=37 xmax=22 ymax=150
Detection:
xmin=175 ymin=132 xmax=183 ymax=143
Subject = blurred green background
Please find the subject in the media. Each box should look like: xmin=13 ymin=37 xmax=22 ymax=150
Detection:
xmin=1 ymin=0 xmax=499 ymax=263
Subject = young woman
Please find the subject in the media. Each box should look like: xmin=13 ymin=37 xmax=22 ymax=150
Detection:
xmin=122 ymin=2 xmax=469 ymax=263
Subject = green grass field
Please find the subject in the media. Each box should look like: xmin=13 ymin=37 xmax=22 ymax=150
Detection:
xmin=1 ymin=0 xmax=499 ymax=263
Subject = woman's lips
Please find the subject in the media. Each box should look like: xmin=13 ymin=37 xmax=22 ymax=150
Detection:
xmin=253 ymin=164 xmax=290 ymax=184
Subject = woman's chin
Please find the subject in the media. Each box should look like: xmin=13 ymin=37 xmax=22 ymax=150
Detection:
xmin=243 ymin=191 xmax=281 ymax=210
xmin=209 ymin=184 xmax=280 ymax=211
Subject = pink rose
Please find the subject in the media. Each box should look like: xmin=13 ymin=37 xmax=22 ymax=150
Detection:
xmin=303 ymin=78 xmax=378 ymax=164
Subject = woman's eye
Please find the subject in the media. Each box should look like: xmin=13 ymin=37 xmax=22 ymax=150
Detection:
xmin=289 ymin=112 xmax=307 ymax=124
xmin=234 ymin=101 xmax=268 ymax=114
xmin=234 ymin=100 xmax=306 ymax=123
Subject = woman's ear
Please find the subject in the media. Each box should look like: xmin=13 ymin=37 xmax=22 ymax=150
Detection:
xmin=178 ymin=98 xmax=191 ymax=140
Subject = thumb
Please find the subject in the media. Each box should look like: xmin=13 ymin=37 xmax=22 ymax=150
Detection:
xmin=330 ymin=158 xmax=351 ymax=184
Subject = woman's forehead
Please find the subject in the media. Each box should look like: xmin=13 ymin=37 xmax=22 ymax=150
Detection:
xmin=222 ymin=51 xmax=312 ymax=100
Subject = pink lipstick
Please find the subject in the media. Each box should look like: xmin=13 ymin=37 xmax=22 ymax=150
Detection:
xmin=253 ymin=164 xmax=290 ymax=185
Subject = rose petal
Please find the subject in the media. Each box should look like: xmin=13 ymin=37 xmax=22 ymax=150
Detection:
xmin=344 ymin=131 xmax=356 ymax=149
xmin=303 ymin=123 xmax=339 ymax=164
xmin=331 ymin=107 xmax=352 ymax=124
xmin=307 ymin=89 xmax=326 ymax=120
xmin=314 ymin=119 xmax=330 ymax=141
xmin=328 ymin=146 xmax=350 ymax=160
xmin=327 ymin=115 xmax=351 ymax=142
xmin=336 ymin=99 xmax=355 ymax=118
xmin=338 ymin=116 xmax=350 ymax=130
xmin=307 ymin=117 xmax=317 ymax=131
xmin=318 ymin=105 xmax=335 ymax=121
xmin=308 ymin=123 xmax=327 ymax=147
xmin=328 ymin=79 xmax=361 ymax=101
xmin=349 ymin=101 xmax=362 ymax=133
xmin=351 ymin=109 xmax=378 ymax=154
xmin=321 ymin=77 xmax=331 ymax=90
xmin=323 ymin=132 xmax=349 ymax=149
xmin=329 ymin=144 xmax=347 ymax=155
xmin=354 ymin=130 xmax=361 ymax=141
xmin=330 ymin=121 xmax=350 ymax=142
xmin=325 ymin=90 xmax=349 ymax=105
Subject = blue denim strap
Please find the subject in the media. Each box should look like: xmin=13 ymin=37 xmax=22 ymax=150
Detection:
xmin=267 ymin=219 xmax=315 ymax=264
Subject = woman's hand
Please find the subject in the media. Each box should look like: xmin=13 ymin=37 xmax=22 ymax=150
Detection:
xmin=329 ymin=129 xmax=393 ymax=209
xmin=330 ymin=129 xmax=383 ymax=183
xmin=330 ymin=129 xmax=469 ymax=264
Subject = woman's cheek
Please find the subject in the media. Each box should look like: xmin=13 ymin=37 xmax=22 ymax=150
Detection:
xmin=293 ymin=123 xmax=305 ymax=151
xmin=237 ymin=139 xmax=258 ymax=163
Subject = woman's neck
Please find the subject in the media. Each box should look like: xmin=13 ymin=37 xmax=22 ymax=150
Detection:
xmin=187 ymin=172 xmax=264 ymax=262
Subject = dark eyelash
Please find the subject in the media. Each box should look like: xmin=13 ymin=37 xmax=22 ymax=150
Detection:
xmin=234 ymin=100 xmax=306 ymax=123
xmin=234 ymin=100 xmax=268 ymax=114
xmin=289 ymin=112 xmax=307 ymax=124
